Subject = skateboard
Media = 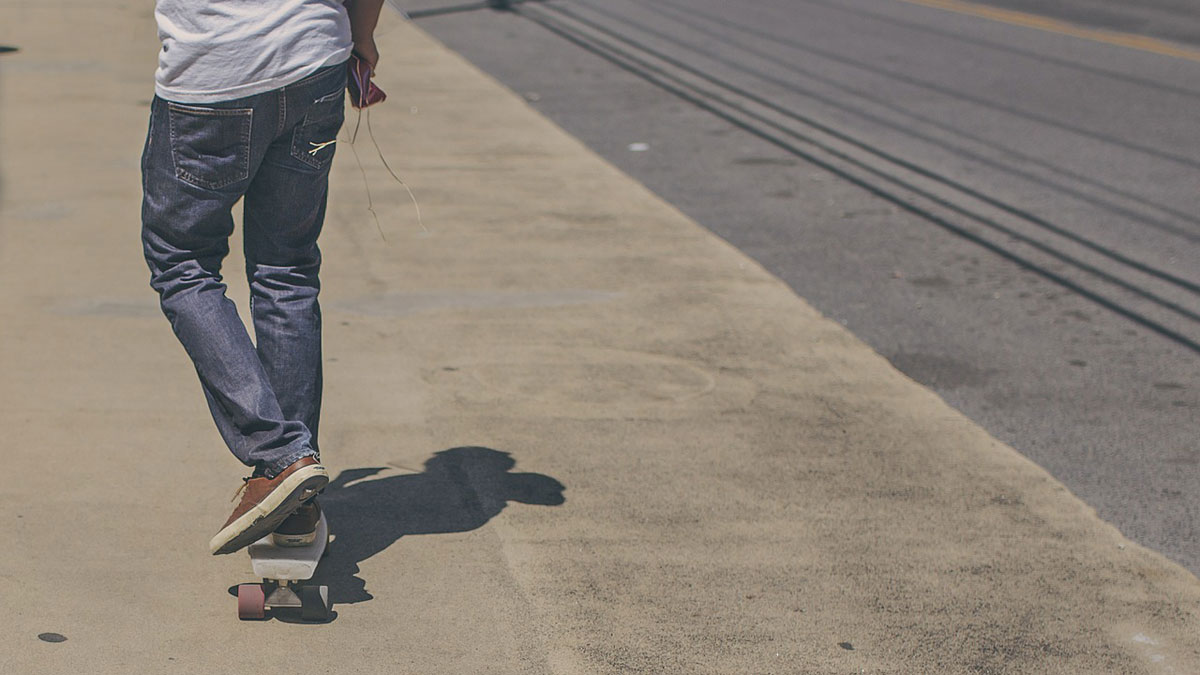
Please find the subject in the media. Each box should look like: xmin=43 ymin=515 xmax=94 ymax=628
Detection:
xmin=235 ymin=512 xmax=331 ymax=621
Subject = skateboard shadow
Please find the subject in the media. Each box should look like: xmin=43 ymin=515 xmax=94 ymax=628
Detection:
xmin=313 ymin=446 xmax=565 ymax=606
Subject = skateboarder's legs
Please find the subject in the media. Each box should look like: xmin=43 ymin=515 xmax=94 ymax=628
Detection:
xmin=242 ymin=77 xmax=346 ymax=455
xmin=141 ymin=64 xmax=346 ymax=477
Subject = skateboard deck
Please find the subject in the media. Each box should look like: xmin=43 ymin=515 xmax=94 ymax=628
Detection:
xmin=235 ymin=512 xmax=331 ymax=621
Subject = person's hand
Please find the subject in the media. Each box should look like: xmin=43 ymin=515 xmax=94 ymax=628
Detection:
xmin=353 ymin=37 xmax=379 ymax=74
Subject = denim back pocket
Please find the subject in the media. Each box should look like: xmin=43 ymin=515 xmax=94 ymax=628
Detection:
xmin=167 ymin=103 xmax=253 ymax=190
xmin=290 ymin=88 xmax=346 ymax=171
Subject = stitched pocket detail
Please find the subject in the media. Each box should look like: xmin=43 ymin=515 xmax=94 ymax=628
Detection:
xmin=290 ymin=89 xmax=346 ymax=170
xmin=167 ymin=103 xmax=253 ymax=190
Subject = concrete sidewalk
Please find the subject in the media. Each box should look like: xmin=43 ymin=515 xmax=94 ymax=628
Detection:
xmin=2 ymin=3 xmax=1198 ymax=673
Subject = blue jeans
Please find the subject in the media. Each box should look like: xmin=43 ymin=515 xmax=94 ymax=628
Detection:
xmin=141 ymin=63 xmax=347 ymax=477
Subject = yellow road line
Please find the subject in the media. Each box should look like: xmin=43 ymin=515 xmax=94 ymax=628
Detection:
xmin=896 ymin=0 xmax=1200 ymax=63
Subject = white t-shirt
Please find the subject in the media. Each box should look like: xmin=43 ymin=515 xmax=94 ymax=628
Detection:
xmin=154 ymin=0 xmax=353 ymax=103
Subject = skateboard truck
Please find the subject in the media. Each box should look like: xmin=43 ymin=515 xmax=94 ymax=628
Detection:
xmin=237 ymin=580 xmax=330 ymax=621
xmin=236 ymin=512 xmax=331 ymax=621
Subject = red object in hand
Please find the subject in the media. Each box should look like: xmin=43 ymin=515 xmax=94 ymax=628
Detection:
xmin=347 ymin=53 xmax=386 ymax=109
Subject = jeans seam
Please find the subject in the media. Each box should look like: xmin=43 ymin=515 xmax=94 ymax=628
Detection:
xmin=277 ymin=91 xmax=287 ymax=137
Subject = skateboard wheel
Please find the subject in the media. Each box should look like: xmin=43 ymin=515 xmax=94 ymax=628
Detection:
xmin=299 ymin=585 xmax=330 ymax=621
xmin=237 ymin=583 xmax=266 ymax=620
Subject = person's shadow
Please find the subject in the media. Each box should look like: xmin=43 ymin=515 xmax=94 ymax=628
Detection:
xmin=313 ymin=446 xmax=565 ymax=606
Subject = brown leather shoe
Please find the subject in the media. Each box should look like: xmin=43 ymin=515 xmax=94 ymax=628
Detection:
xmin=209 ymin=456 xmax=328 ymax=555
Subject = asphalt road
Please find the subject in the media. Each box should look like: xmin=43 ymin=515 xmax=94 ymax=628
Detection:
xmin=974 ymin=0 xmax=1200 ymax=47
xmin=396 ymin=0 xmax=1200 ymax=574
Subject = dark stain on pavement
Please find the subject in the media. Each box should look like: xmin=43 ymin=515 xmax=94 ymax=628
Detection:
xmin=313 ymin=447 xmax=565 ymax=608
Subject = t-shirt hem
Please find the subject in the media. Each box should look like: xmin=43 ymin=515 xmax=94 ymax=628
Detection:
xmin=154 ymin=47 xmax=352 ymax=104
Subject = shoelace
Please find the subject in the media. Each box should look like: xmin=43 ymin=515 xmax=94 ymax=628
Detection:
xmin=230 ymin=476 xmax=253 ymax=503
